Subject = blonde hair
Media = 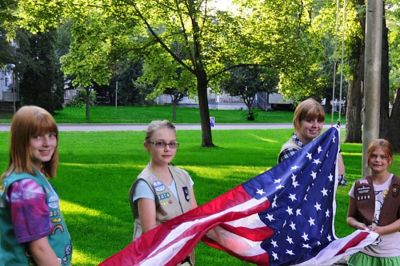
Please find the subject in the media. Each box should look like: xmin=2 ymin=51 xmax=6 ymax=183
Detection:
xmin=293 ymin=98 xmax=325 ymax=131
xmin=144 ymin=120 xmax=176 ymax=142
xmin=2 ymin=106 xmax=59 ymax=179
xmin=367 ymin=139 xmax=393 ymax=163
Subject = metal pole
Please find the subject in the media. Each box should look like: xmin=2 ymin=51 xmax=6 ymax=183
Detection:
xmin=362 ymin=0 xmax=383 ymax=176
xmin=115 ymin=80 xmax=118 ymax=109
xmin=9 ymin=64 xmax=16 ymax=113
xmin=338 ymin=0 xmax=347 ymax=123
xmin=331 ymin=0 xmax=341 ymax=124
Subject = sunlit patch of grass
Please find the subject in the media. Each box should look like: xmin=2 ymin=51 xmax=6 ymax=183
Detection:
xmin=185 ymin=165 xmax=267 ymax=180
xmin=60 ymin=162 xmax=146 ymax=170
xmin=249 ymin=134 xmax=279 ymax=143
xmin=61 ymin=200 xmax=103 ymax=217
xmin=341 ymin=152 xmax=362 ymax=157
xmin=69 ymin=248 xmax=99 ymax=266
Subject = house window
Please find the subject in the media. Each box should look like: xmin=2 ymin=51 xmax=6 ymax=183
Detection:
xmin=5 ymin=77 xmax=8 ymax=86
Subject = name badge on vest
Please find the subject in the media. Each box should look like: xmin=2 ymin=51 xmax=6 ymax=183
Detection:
xmin=153 ymin=180 xmax=166 ymax=192
xmin=182 ymin=186 xmax=190 ymax=202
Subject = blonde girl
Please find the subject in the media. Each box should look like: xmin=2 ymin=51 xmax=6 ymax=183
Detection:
xmin=129 ymin=120 xmax=197 ymax=265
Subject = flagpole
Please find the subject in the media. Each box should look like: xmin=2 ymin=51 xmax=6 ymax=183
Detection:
xmin=362 ymin=0 xmax=382 ymax=176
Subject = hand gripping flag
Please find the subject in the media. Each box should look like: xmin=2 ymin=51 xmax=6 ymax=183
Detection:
xmin=100 ymin=127 xmax=378 ymax=266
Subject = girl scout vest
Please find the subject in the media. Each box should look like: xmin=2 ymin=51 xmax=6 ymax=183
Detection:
xmin=353 ymin=175 xmax=400 ymax=226
xmin=129 ymin=165 xmax=194 ymax=239
xmin=0 ymin=170 xmax=72 ymax=265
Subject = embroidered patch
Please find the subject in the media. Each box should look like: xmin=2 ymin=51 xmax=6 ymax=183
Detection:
xmin=392 ymin=184 xmax=400 ymax=198
xmin=153 ymin=180 xmax=166 ymax=192
xmin=48 ymin=195 xmax=59 ymax=209
xmin=182 ymin=186 xmax=190 ymax=202
xmin=357 ymin=195 xmax=370 ymax=201
xmin=158 ymin=192 xmax=171 ymax=201
xmin=357 ymin=185 xmax=370 ymax=195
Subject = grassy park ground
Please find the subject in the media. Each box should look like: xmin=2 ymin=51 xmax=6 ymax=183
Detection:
xmin=0 ymin=106 xmax=388 ymax=265
xmin=1 ymin=105 xmax=346 ymax=124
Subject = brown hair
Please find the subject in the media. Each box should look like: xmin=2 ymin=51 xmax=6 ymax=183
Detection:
xmin=144 ymin=120 xmax=176 ymax=143
xmin=2 ymin=106 xmax=59 ymax=179
xmin=293 ymin=98 xmax=325 ymax=131
xmin=367 ymin=139 xmax=393 ymax=164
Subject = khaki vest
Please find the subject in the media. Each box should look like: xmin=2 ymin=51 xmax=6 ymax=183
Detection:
xmin=353 ymin=175 xmax=400 ymax=226
xmin=129 ymin=165 xmax=194 ymax=239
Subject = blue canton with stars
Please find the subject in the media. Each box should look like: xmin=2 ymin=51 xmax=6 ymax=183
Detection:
xmin=243 ymin=127 xmax=339 ymax=266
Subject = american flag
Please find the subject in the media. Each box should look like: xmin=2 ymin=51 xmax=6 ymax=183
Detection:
xmin=100 ymin=127 xmax=378 ymax=266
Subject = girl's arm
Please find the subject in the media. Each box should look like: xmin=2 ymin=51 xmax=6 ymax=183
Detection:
xmin=338 ymin=153 xmax=345 ymax=176
xmin=28 ymin=236 xmax=60 ymax=266
xmin=347 ymin=197 xmax=368 ymax=230
xmin=137 ymin=198 xmax=158 ymax=233
xmin=370 ymin=218 xmax=400 ymax=236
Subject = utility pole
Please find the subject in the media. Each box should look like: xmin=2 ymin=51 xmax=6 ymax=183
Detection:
xmin=115 ymin=80 xmax=118 ymax=109
xmin=9 ymin=64 xmax=16 ymax=113
xmin=362 ymin=0 xmax=383 ymax=176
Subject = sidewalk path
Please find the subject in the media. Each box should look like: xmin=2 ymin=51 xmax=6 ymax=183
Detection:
xmin=0 ymin=123 xmax=295 ymax=132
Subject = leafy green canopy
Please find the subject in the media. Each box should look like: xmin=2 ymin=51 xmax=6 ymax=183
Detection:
xmin=11 ymin=0 xmax=314 ymax=92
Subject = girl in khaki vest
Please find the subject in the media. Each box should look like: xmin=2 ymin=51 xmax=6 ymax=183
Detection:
xmin=347 ymin=139 xmax=400 ymax=266
xmin=129 ymin=120 xmax=197 ymax=265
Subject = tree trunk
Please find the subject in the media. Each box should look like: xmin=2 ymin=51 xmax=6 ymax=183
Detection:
xmin=345 ymin=41 xmax=364 ymax=143
xmin=85 ymin=87 xmax=91 ymax=121
xmin=379 ymin=4 xmax=390 ymax=140
xmin=172 ymin=102 xmax=177 ymax=122
xmin=196 ymin=70 xmax=214 ymax=147
xmin=345 ymin=0 xmax=365 ymax=143
xmin=388 ymin=89 xmax=400 ymax=151
xmin=324 ymin=86 xmax=333 ymax=115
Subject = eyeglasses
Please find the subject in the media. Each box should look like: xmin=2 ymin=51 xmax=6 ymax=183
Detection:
xmin=148 ymin=141 xmax=179 ymax=149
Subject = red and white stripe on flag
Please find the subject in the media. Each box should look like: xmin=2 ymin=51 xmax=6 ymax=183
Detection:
xmin=100 ymin=185 xmax=271 ymax=266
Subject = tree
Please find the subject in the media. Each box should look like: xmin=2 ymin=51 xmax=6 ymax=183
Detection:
xmin=16 ymin=30 xmax=63 ymax=113
xmin=221 ymin=66 xmax=279 ymax=120
xmin=164 ymin=87 xmax=189 ymax=122
xmin=138 ymin=46 xmax=195 ymax=121
xmin=0 ymin=27 xmax=14 ymax=66
xmin=13 ymin=0 xmax=310 ymax=147
xmin=381 ymin=0 xmax=400 ymax=151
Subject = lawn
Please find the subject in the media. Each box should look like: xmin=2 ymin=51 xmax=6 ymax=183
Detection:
xmin=0 ymin=129 xmax=390 ymax=265
xmin=0 ymin=105 xmax=347 ymax=124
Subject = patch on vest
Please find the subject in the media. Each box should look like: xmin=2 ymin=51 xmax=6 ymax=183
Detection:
xmin=392 ymin=184 xmax=400 ymax=198
xmin=153 ymin=181 xmax=166 ymax=192
xmin=182 ymin=186 xmax=190 ymax=202
xmin=357 ymin=185 xmax=370 ymax=194
xmin=356 ymin=185 xmax=371 ymax=201
xmin=0 ymin=190 xmax=4 ymax=208
xmin=158 ymin=192 xmax=171 ymax=201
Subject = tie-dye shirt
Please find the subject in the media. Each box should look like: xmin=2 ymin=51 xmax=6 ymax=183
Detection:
xmin=7 ymin=178 xmax=51 ymax=243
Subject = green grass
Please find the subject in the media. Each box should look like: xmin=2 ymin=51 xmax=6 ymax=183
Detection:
xmin=0 ymin=129 xmax=385 ymax=265
xmin=0 ymin=105 xmax=347 ymax=124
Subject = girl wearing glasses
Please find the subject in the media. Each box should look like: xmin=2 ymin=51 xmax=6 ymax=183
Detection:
xmin=129 ymin=120 xmax=197 ymax=265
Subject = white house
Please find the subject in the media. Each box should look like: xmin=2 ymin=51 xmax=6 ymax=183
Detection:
xmin=0 ymin=65 xmax=19 ymax=102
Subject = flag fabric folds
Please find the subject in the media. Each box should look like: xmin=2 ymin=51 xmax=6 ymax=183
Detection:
xmin=100 ymin=127 xmax=378 ymax=266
